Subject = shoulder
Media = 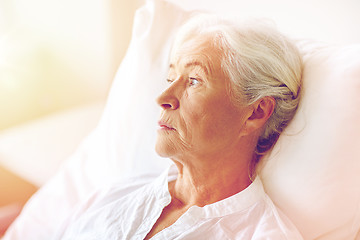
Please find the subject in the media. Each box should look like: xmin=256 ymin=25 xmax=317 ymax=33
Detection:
xmin=194 ymin=177 xmax=303 ymax=239
xmin=52 ymin=172 xmax=161 ymax=239
xmin=250 ymin=181 xmax=304 ymax=240
xmin=88 ymin=172 xmax=160 ymax=209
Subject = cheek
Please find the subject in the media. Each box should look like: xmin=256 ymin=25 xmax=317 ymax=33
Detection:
xmin=189 ymin=96 xmax=245 ymax=140
xmin=169 ymin=95 xmax=206 ymax=147
xmin=179 ymin=96 xmax=219 ymax=138
xmin=172 ymin=91 xmax=247 ymax=153
xmin=177 ymin=107 xmax=197 ymax=143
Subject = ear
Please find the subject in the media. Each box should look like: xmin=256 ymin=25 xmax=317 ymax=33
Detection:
xmin=242 ymin=96 xmax=276 ymax=136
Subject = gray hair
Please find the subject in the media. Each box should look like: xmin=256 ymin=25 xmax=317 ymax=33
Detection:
xmin=172 ymin=14 xmax=303 ymax=159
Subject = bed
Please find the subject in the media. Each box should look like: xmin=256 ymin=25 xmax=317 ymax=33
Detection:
xmin=2 ymin=0 xmax=360 ymax=239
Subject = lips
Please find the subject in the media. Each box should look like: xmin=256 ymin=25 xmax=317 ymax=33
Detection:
xmin=158 ymin=120 xmax=176 ymax=130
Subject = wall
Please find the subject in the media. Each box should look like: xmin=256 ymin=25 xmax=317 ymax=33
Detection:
xmin=0 ymin=0 xmax=142 ymax=130
xmin=168 ymin=0 xmax=360 ymax=45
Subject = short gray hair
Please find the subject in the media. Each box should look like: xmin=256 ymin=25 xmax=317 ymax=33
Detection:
xmin=172 ymin=14 xmax=303 ymax=159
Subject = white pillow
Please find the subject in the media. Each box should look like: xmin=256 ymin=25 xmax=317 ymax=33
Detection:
xmin=260 ymin=41 xmax=360 ymax=239
xmin=5 ymin=0 xmax=360 ymax=239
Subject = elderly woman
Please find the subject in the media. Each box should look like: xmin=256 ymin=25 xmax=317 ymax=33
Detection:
xmin=53 ymin=15 xmax=303 ymax=239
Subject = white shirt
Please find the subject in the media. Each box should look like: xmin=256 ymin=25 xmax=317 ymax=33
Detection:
xmin=53 ymin=165 xmax=303 ymax=240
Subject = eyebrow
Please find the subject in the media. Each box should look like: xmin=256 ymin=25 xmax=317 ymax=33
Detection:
xmin=169 ymin=61 xmax=209 ymax=75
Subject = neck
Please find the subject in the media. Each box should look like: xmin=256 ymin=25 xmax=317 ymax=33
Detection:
xmin=170 ymin=151 xmax=254 ymax=208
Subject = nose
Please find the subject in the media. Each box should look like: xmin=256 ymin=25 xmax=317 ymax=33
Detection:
xmin=156 ymin=86 xmax=180 ymax=110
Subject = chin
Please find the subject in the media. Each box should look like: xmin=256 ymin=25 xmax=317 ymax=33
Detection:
xmin=155 ymin=143 xmax=171 ymax=158
xmin=155 ymin=138 xmax=175 ymax=158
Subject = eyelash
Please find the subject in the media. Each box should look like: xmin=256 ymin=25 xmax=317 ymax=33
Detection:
xmin=166 ymin=77 xmax=201 ymax=87
xmin=189 ymin=77 xmax=200 ymax=86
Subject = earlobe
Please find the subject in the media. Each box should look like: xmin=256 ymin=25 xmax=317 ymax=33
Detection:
xmin=242 ymin=97 xmax=276 ymax=135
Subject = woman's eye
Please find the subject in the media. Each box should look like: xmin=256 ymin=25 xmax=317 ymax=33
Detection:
xmin=189 ymin=77 xmax=200 ymax=86
xmin=167 ymin=79 xmax=174 ymax=84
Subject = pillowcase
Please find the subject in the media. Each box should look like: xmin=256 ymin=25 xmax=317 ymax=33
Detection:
xmin=260 ymin=41 xmax=360 ymax=239
xmin=5 ymin=0 xmax=360 ymax=239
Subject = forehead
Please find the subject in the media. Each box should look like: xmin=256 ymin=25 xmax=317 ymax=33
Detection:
xmin=169 ymin=36 xmax=223 ymax=75
xmin=169 ymin=61 xmax=209 ymax=75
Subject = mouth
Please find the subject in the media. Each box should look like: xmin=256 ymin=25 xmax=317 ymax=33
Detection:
xmin=158 ymin=121 xmax=176 ymax=131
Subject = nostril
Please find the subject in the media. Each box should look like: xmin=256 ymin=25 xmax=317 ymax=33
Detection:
xmin=157 ymin=94 xmax=179 ymax=110
xmin=161 ymin=103 xmax=173 ymax=109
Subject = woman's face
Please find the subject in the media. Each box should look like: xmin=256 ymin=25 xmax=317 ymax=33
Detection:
xmin=155 ymin=36 xmax=251 ymax=161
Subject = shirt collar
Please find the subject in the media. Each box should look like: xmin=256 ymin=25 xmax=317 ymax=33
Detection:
xmin=156 ymin=163 xmax=266 ymax=219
